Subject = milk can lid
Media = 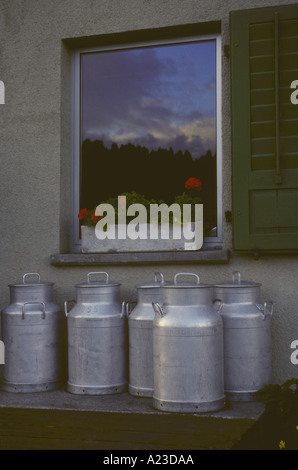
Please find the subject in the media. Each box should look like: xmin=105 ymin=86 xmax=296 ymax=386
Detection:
xmin=9 ymin=272 xmax=54 ymax=287
xmin=214 ymin=271 xmax=262 ymax=288
xmin=75 ymin=271 xmax=120 ymax=288
xmin=162 ymin=272 xmax=212 ymax=288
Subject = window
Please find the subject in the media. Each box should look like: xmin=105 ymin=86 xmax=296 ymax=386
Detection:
xmin=70 ymin=32 xmax=222 ymax=253
xmin=231 ymin=4 xmax=298 ymax=251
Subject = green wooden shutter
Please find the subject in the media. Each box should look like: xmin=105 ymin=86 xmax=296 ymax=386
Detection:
xmin=231 ymin=4 xmax=298 ymax=251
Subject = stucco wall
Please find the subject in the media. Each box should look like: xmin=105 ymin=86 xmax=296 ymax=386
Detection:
xmin=0 ymin=0 xmax=298 ymax=384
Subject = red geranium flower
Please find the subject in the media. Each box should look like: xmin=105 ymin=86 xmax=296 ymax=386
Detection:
xmin=78 ymin=208 xmax=89 ymax=220
xmin=185 ymin=177 xmax=202 ymax=191
xmin=91 ymin=211 xmax=102 ymax=224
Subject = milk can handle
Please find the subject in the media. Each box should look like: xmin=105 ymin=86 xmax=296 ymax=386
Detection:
xmin=152 ymin=302 xmax=166 ymax=317
xmin=64 ymin=299 xmax=76 ymax=316
xmin=154 ymin=272 xmax=165 ymax=284
xmin=123 ymin=300 xmax=137 ymax=317
xmin=87 ymin=271 xmax=109 ymax=284
xmin=174 ymin=273 xmax=200 ymax=285
xmin=263 ymin=301 xmax=273 ymax=319
xmin=22 ymin=302 xmax=46 ymax=320
xmin=22 ymin=273 xmax=41 ymax=284
xmin=256 ymin=301 xmax=274 ymax=320
xmin=232 ymin=271 xmax=241 ymax=284
xmin=213 ymin=298 xmax=223 ymax=314
xmin=121 ymin=300 xmax=127 ymax=316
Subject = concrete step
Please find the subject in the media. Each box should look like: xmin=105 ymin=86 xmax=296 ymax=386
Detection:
xmin=0 ymin=389 xmax=264 ymax=450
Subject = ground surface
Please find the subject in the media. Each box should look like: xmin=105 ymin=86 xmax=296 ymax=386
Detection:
xmin=0 ymin=389 xmax=264 ymax=450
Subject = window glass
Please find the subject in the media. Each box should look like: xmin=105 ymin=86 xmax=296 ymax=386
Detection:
xmin=73 ymin=36 xmax=221 ymax=250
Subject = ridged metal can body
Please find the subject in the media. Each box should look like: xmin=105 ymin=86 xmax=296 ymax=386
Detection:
xmin=1 ymin=273 xmax=65 ymax=392
xmin=152 ymin=273 xmax=225 ymax=413
xmin=214 ymin=271 xmax=273 ymax=401
xmin=128 ymin=272 xmax=165 ymax=397
xmin=66 ymin=272 xmax=127 ymax=395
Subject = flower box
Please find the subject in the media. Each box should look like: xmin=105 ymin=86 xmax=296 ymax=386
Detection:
xmin=79 ymin=184 xmax=204 ymax=253
xmin=81 ymin=222 xmax=203 ymax=253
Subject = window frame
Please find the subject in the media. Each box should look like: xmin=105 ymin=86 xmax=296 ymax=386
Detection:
xmin=70 ymin=33 xmax=222 ymax=253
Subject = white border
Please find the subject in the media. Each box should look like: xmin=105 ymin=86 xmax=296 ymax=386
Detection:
xmin=70 ymin=34 xmax=222 ymax=252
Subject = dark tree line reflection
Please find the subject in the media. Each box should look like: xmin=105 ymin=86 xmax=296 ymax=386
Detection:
xmin=81 ymin=139 xmax=217 ymax=232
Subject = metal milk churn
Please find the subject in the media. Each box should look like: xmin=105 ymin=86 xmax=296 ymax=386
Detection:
xmin=152 ymin=272 xmax=225 ymax=413
xmin=127 ymin=272 xmax=165 ymax=397
xmin=65 ymin=271 xmax=127 ymax=395
xmin=214 ymin=271 xmax=273 ymax=401
xmin=1 ymin=273 xmax=65 ymax=392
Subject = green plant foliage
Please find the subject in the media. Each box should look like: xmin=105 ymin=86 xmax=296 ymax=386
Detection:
xmin=233 ymin=379 xmax=298 ymax=450
xmin=79 ymin=190 xmax=203 ymax=227
xmin=256 ymin=379 xmax=298 ymax=411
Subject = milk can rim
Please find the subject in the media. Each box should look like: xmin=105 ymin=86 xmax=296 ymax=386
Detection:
xmin=162 ymin=282 xmax=213 ymax=288
xmin=8 ymin=281 xmax=54 ymax=287
xmin=75 ymin=281 xmax=121 ymax=288
xmin=213 ymin=280 xmax=262 ymax=288
xmin=135 ymin=281 xmax=170 ymax=289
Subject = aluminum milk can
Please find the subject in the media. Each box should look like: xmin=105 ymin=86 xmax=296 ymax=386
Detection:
xmin=152 ymin=272 xmax=225 ymax=413
xmin=127 ymin=272 xmax=166 ymax=397
xmin=65 ymin=271 xmax=127 ymax=395
xmin=214 ymin=271 xmax=273 ymax=401
xmin=1 ymin=273 xmax=65 ymax=392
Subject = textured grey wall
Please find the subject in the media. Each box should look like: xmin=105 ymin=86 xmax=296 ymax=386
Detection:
xmin=0 ymin=0 xmax=298 ymax=384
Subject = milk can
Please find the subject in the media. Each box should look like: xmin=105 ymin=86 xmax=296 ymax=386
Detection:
xmin=127 ymin=272 xmax=166 ymax=397
xmin=1 ymin=273 xmax=65 ymax=392
xmin=152 ymin=272 xmax=225 ymax=413
xmin=65 ymin=271 xmax=127 ymax=395
xmin=214 ymin=271 xmax=273 ymax=401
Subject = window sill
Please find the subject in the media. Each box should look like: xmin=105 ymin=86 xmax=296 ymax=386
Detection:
xmin=50 ymin=249 xmax=230 ymax=266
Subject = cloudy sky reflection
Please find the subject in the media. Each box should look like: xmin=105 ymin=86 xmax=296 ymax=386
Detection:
xmin=81 ymin=39 xmax=216 ymax=159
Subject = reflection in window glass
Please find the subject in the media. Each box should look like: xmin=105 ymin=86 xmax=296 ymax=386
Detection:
xmin=80 ymin=40 xmax=217 ymax=237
